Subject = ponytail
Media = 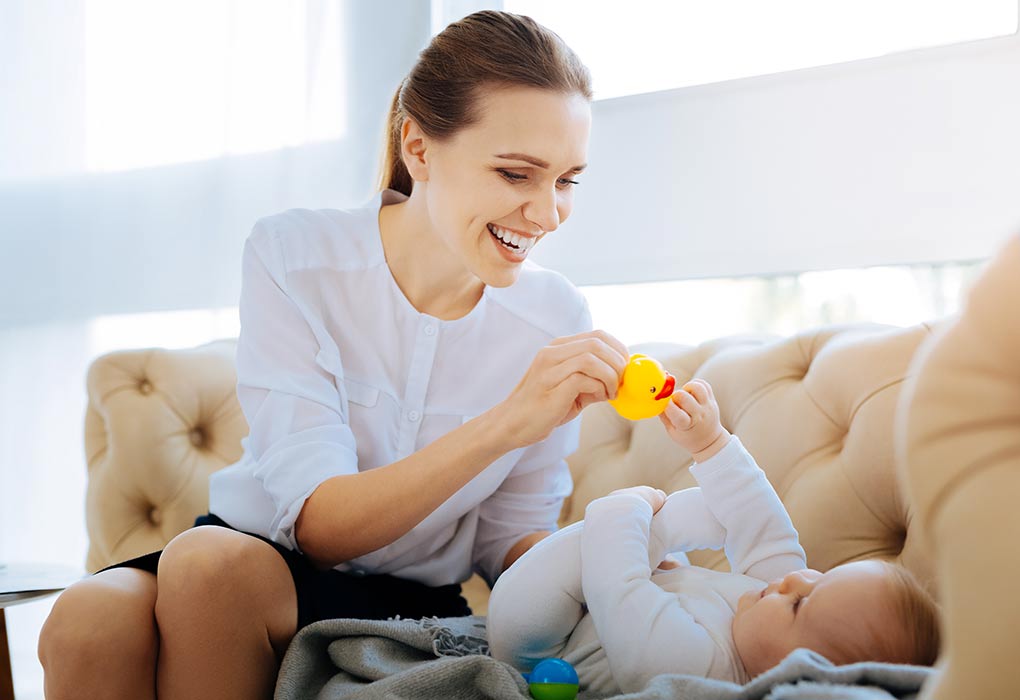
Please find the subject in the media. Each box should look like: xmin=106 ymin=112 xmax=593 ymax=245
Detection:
xmin=376 ymin=82 xmax=415 ymax=196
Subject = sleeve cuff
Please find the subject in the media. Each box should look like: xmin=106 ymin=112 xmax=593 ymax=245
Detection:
xmin=689 ymin=435 xmax=751 ymax=481
xmin=253 ymin=436 xmax=359 ymax=549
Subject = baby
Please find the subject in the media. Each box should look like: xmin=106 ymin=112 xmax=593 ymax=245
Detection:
xmin=487 ymin=379 xmax=940 ymax=694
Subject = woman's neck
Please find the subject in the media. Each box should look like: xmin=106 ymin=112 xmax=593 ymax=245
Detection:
xmin=378 ymin=194 xmax=485 ymax=321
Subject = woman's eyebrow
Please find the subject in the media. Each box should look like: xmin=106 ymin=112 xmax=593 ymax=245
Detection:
xmin=494 ymin=152 xmax=587 ymax=173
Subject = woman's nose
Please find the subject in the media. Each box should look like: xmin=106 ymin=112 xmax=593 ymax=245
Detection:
xmin=522 ymin=187 xmax=561 ymax=233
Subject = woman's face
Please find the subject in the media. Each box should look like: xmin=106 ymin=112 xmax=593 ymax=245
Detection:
xmin=409 ymin=86 xmax=591 ymax=288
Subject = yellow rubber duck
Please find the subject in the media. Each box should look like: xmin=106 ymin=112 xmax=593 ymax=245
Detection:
xmin=608 ymin=353 xmax=677 ymax=420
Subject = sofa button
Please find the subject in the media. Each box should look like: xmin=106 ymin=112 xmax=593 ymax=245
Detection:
xmin=148 ymin=508 xmax=162 ymax=525
xmin=189 ymin=428 xmax=205 ymax=447
xmin=138 ymin=380 xmax=153 ymax=395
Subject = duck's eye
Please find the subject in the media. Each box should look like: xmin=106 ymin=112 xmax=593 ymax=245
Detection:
xmin=650 ymin=386 xmax=657 ymax=393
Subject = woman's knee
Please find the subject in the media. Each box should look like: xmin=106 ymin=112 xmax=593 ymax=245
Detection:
xmin=155 ymin=526 xmax=297 ymax=643
xmin=156 ymin=526 xmax=284 ymax=597
xmin=38 ymin=568 xmax=158 ymax=671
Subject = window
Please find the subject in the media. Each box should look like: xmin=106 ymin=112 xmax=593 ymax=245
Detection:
xmin=581 ymin=261 xmax=982 ymax=347
xmin=505 ymin=0 xmax=1019 ymax=100
xmin=85 ymin=0 xmax=347 ymax=172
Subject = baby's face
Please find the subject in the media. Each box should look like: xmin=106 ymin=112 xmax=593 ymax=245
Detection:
xmin=731 ymin=561 xmax=900 ymax=677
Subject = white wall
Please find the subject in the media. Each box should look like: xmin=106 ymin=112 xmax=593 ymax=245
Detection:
xmin=531 ymin=28 xmax=1020 ymax=285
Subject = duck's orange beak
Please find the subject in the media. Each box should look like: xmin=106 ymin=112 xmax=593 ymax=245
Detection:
xmin=654 ymin=374 xmax=676 ymax=400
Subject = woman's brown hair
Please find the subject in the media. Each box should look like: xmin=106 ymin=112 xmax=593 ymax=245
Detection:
xmin=377 ymin=10 xmax=592 ymax=196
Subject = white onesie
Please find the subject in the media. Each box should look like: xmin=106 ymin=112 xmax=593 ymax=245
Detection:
xmin=487 ymin=436 xmax=807 ymax=694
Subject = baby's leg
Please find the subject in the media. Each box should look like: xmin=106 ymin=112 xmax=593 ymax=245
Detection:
xmin=487 ymin=521 xmax=585 ymax=670
xmin=489 ymin=489 xmax=725 ymax=670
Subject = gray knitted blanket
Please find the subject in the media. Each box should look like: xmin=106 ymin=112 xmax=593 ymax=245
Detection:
xmin=274 ymin=615 xmax=935 ymax=700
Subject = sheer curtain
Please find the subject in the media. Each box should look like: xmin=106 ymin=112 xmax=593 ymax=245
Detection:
xmin=0 ymin=2 xmax=433 ymax=696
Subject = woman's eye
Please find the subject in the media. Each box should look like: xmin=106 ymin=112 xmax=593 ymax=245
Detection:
xmin=497 ymin=169 xmax=527 ymax=182
xmin=496 ymin=169 xmax=579 ymax=189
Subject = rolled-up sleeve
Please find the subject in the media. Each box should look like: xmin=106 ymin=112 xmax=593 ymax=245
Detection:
xmin=235 ymin=222 xmax=359 ymax=548
xmin=472 ymin=418 xmax=578 ymax=587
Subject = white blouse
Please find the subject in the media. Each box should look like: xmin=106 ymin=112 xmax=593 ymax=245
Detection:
xmin=209 ymin=189 xmax=592 ymax=587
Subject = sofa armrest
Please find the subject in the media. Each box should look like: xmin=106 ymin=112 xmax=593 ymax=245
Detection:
xmin=84 ymin=339 xmax=246 ymax=572
xmin=899 ymin=235 xmax=1020 ymax=698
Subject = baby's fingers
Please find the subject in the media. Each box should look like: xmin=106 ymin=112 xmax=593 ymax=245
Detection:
xmin=684 ymin=379 xmax=712 ymax=405
xmin=672 ymin=388 xmax=701 ymax=418
xmin=662 ymin=401 xmax=692 ymax=430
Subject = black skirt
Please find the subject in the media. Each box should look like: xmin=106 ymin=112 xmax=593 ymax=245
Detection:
xmin=102 ymin=513 xmax=472 ymax=630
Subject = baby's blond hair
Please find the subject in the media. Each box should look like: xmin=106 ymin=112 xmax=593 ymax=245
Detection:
xmin=882 ymin=562 xmax=940 ymax=666
xmin=823 ymin=561 xmax=940 ymax=667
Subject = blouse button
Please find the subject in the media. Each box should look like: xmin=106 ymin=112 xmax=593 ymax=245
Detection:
xmin=424 ymin=324 xmax=436 ymax=336
xmin=408 ymin=410 xmax=421 ymax=422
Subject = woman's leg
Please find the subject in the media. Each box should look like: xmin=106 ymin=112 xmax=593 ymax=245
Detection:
xmin=487 ymin=521 xmax=586 ymax=670
xmin=152 ymin=525 xmax=298 ymax=700
xmin=39 ymin=567 xmax=160 ymax=699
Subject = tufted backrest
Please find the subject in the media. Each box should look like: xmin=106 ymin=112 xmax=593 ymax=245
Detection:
xmin=84 ymin=322 xmax=937 ymax=603
xmin=563 ymin=323 xmax=936 ymax=592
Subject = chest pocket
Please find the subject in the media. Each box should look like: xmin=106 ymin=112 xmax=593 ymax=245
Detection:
xmin=343 ymin=377 xmax=380 ymax=408
xmin=314 ymin=348 xmax=380 ymax=411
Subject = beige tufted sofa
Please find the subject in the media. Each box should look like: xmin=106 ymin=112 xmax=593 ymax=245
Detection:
xmin=84 ymin=237 xmax=1020 ymax=696
xmin=85 ymin=321 xmax=939 ymax=615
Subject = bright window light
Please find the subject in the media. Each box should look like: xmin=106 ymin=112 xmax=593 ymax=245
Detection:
xmin=506 ymin=0 xmax=1019 ymax=100
xmin=87 ymin=307 xmax=240 ymax=355
xmin=581 ymin=262 xmax=981 ymax=347
xmin=85 ymin=0 xmax=347 ymax=173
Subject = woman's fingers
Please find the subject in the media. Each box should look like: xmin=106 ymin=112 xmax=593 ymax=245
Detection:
xmin=590 ymin=329 xmax=630 ymax=369
xmin=556 ymin=372 xmax=608 ymax=402
xmin=541 ymin=339 xmax=627 ymax=400
xmin=548 ymin=331 xmax=628 ymax=374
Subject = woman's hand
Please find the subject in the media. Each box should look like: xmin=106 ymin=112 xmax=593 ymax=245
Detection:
xmin=493 ymin=330 xmax=628 ymax=449
xmin=659 ymin=378 xmax=731 ymax=461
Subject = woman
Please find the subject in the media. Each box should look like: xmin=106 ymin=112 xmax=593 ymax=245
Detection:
xmin=39 ymin=10 xmax=627 ymax=699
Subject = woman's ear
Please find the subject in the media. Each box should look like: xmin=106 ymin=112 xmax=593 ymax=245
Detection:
xmin=400 ymin=117 xmax=429 ymax=182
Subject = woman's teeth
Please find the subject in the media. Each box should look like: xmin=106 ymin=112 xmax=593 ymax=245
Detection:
xmin=488 ymin=224 xmax=536 ymax=254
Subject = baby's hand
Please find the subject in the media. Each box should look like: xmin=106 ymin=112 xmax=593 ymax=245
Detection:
xmin=659 ymin=378 xmax=731 ymax=461
xmin=607 ymin=485 xmax=667 ymax=514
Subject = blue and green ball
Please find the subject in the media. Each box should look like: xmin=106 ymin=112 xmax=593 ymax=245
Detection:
xmin=523 ymin=658 xmax=579 ymax=700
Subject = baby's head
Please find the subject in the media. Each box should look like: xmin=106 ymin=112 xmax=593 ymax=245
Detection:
xmin=731 ymin=561 xmax=939 ymax=677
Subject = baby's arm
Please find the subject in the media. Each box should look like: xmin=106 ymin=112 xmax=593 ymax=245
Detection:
xmin=661 ymin=380 xmax=805 ymax=581
xmin=690 ymin=436 xmax=805 ymax=581
xmin=581 ymin=493 xmax=723 ymax=692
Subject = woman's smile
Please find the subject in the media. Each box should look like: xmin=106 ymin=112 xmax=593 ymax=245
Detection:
xmin=488 ymin=223 xmax=538 ymax=262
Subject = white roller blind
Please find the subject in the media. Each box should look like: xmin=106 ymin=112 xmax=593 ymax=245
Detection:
xmin=527 ymin=8 xmax=1020 ymax=284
